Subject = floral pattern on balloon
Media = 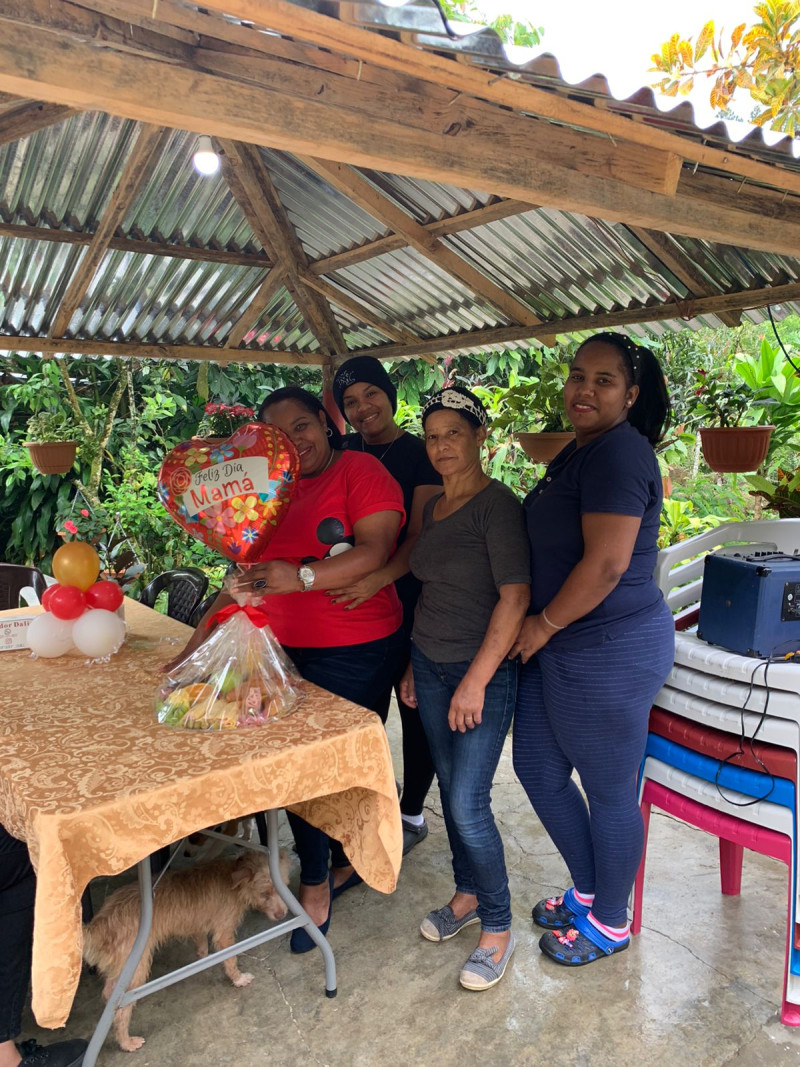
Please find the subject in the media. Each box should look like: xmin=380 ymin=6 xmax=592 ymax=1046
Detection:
xmin=157 ymin=422 xmax=299 ymax=563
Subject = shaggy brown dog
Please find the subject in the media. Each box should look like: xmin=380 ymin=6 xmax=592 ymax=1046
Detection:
xmin=83 ymin=849 xmax=290 ymax=1052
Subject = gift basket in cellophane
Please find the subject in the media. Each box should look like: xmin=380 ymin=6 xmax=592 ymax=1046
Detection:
xmin=154 ymin=422 xmax=304 ymax=731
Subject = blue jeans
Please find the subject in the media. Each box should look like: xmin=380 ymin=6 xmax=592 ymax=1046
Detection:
xmin=284 ymin=627 xmax=405 ymax=885
xmin=410 ymin=647 xmax=517 ymax=932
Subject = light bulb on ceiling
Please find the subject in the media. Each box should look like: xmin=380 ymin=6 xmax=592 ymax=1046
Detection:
xmin=193 ymin=135 xmax=220 ymax=176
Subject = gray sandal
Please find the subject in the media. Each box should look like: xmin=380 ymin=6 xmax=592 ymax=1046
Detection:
xmin=459 ymin=933 xmax=516 ymax=990
xmin=420 ymin=905 xmax=480 ymax=942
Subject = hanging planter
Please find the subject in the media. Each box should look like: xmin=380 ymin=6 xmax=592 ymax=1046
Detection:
xmin=24 ymin=412 xmax=82 ymax=476
xmin=515 ymin=431 xmax=576 ymax=464
xmin=699 ymin=425 xmax=774 ymax=474
xmin=24 ymin=440 xmax=79 ymax=475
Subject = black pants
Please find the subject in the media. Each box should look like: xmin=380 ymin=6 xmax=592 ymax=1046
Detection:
xmin=0 ymin=824 xmax=36 ymax=1042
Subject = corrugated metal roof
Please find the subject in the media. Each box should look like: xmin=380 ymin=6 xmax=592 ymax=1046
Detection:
xmin=0 ymin=0 xmax=798 ymax=363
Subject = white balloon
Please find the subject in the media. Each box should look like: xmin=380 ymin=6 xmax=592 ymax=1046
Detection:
xmin=27 ymin=613 xmax=75 ymax=658
xmin=72 ymin=608 xmax=126 ymax=659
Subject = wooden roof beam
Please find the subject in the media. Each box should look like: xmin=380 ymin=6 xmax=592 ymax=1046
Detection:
xmin=308 ymin=198 xmax=533 ymax=275
xmin=216 ymin=139 xmax=348 ymax=359
xmin=628 ymin=226 xmax=741 ymax=328
xmin=3 ymin=17 xmax=800 ymax=258
xmin=197 ymin=0 xmax=800 ymax=200
xmin=224 ymin=268 xmax=286 ymax=350
xmin=301 ymin=157 xmax=541 ymax=327
xmin=0 ymin=336 xmax=323 ymax=365
xmin=0 ymin=221 xmax=271 ymax=269
xmin=349 ymin=279 xmax=800 ymax=361
xmin=50 ymin=123 xmax=168 ymax=338
xmin=0 ymin=100 xmax=77 ymax=148
xmin=300 ymin=273 xmax=421 ymax=346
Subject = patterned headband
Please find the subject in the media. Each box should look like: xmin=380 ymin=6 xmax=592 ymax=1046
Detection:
xmin=422 ymin=388 xmax=488 ymax=426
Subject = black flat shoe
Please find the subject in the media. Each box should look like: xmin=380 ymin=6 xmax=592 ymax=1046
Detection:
xmin=290 ymin=871 xmax=334 ymax=954
xmin=331 ymin=868 xmax=363 ymax=900
xmin=16 ymin=1038 xmax=88 ymax=1067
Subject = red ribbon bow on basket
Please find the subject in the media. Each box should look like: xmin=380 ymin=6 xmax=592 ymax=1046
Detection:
xmin=206 ymin=602 xmax=271 ymax=630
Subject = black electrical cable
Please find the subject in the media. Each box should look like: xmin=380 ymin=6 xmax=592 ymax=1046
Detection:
xmin=714 ymin=656 xmax=778 ymax=807
xmin=767 ymin=304 xmax=800 ymax=375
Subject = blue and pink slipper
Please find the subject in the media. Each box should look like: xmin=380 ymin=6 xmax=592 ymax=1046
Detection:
xmin=539 ymin=913 xmax=630 ymax=967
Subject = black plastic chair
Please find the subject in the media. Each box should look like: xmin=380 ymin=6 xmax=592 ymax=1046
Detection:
xmin=189 ymin=587 xmax=221 ymax=629
xmin=0 ymin=564 xmax=48 ymax=609
xmin=138 ymin=568 xmax=209 ymax=625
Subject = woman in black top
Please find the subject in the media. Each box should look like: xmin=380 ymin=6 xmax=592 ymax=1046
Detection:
xmin=330 ymin=356 xmax=441 ymax=854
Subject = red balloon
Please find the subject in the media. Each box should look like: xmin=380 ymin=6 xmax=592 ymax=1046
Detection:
xmin=48 ymin=584 xmax=87 ymax=621
xmin=41 ymin=585 xmax=58 ymax=611
xmin=85 ymin=580 xmax=124 ymax=612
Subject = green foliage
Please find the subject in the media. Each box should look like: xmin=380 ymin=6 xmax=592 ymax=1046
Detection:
xmin=732 ymin=338 xmax=800 ymax=454
xmin=24 ymin=410 xmax=82 ymax=443
xmin=439 ymin=0 xmax=544 ymax=48
xmin=746 ymin=466 xmax=800 ymax=516
xmin=658 ymin=498 xmax=727 ymax=549
xmin=195 ymin=401 xmax=256 ymax=438
xmin=685 ymin=367 xmax=755 ymax=427
xmin=651 ymin=0 xmax=800 ymax=134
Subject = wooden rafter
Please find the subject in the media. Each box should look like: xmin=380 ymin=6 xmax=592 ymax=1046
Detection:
xmin=300 ymin=273 xmax=420 ymax=347
xmin=308 ymin=198 xmax=533 ymax=275
xmin=0 ymin=220 xmax=270 ymax=268
xmin=195 ymin=0 xmax=800 ymax=200
xmin=50 ymin=123 xmax=168 ymax=338
xmin=216 ymin=139 xmax=348 ymax=359
xmin=1 ymin=15 xmax=799 ymax=261
xmin=344 ymin=279 xmax=800 ymax=362
xmin=3 ymin=276 xmax=796 ymax=367
xmin=301 ymin=157 xmax=541 ymax=328
xmin=0 ymin=100 xmax=77 ymax=148
xmin=224 ymin=268 xmax=286 ymax=350
xmin=0 ymin=336 xmax=323 ymax=365
xmin=629 ymin=227 xmax=741 ymax=329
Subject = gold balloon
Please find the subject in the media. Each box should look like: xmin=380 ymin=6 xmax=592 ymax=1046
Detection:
xmin=52 ymin=541 xmax=101 ymax=592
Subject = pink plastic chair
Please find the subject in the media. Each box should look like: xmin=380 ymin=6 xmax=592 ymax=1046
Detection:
xmin=632 ymin=778 xmax=799 ymax=1025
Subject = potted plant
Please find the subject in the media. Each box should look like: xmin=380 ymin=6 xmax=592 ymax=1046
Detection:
xmin=24 ymin=411 xmax=81 ymax=475
xmin=195 ymin=402 xmax=255 ymax=442
xmin=493 ymin=353 xmax=575 ymax=464
xmin=688 ymin=368 xmax=774 ymax=473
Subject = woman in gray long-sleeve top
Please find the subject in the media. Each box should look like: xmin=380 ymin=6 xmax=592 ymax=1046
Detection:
xmin=400 ymin=386 xmax=530 ymax=993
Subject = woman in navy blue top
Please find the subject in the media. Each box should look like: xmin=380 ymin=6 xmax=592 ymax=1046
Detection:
xmin=511 ymin=332 xmax=675 ymax=968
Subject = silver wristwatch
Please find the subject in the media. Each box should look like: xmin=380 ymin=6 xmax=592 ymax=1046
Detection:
xmin=297 ymin=565 xmax=316 ymax=592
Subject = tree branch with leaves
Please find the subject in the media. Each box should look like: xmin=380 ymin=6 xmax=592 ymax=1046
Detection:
xmin=651 ymin=0 xmax=800 ymax=135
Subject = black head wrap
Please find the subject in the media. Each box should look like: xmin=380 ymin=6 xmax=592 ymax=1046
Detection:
xmin=332 ymin=356 xmax=398 ymax=420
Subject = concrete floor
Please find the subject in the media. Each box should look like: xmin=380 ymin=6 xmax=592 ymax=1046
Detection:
xmin=23 ymin=710 xmax=800 ymax=1067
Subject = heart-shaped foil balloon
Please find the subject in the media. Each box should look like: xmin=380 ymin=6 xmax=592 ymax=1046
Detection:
xmin=157 ymin=423 xmax=299 ymax=563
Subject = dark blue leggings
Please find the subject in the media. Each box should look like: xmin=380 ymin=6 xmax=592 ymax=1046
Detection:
xmin=512 ymin=604 xmax=674 ymax=926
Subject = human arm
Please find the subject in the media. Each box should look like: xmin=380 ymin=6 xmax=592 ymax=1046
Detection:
xmin=449 ymin=582 xmax=530 ymax=732
xmin=509 ymin=511 xmax=642 ymax=663
xmin=230 ymin=509 xmax=403 ymax=596
xmin=160 ymin=588 xmax=234 ymax=673
xmin=327 ymin=483 xmax=441 ymax=607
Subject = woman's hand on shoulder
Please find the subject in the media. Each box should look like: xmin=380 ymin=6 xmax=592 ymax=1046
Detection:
xmin=508 ymin=615 xmax=552 ymax=664
xmin=448 ymin=678 xmax=485 ymax=733
xmin=327 ymin=570 xmax=387 ymax=608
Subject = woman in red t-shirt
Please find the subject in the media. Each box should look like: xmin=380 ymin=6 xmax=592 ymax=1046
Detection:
xmin=173 ymin=386 xmax=405 ymax=953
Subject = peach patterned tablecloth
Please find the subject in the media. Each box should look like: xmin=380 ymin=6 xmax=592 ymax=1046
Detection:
xmin=0 ymin=601 xmax=402 ymax=1029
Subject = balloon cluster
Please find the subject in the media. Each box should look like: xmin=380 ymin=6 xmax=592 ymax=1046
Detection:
xmin=27 ymin=542 xmax=126 ymax=660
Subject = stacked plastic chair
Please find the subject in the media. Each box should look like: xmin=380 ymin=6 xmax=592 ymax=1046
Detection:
xmin=633 ymin=519 xmax=800 ymax=1025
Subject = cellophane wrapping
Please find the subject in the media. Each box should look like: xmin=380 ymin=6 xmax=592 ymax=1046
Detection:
xmin=155 ymin=597 xmax=304 ymax=731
